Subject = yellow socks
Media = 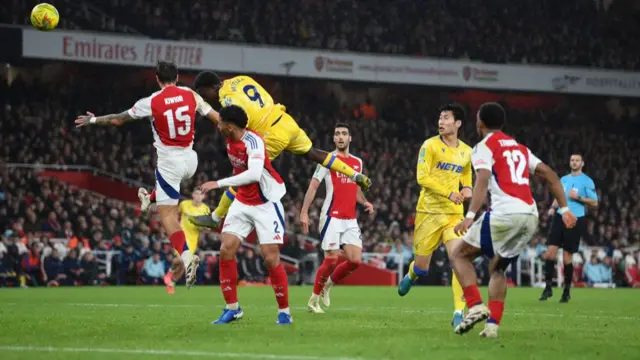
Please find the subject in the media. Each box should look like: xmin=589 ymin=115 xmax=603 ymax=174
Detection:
xmin=322 ymin=153 xmax=356 ymax=178
xmin=213 ymin=188 xmax=237 ymax=219
xmin=452 ymin=272 xmax=466 ymax=313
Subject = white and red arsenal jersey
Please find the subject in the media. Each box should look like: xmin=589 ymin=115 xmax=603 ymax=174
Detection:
xmin=313 ymin=153 xmax=363 ymax=219
xmin=472 ymin=131 xmax=541 ymax=215
xmin=221 ymin=131 xmax=285 ymax=205
xmin=127 ymin=85 xmax=212 ymax=157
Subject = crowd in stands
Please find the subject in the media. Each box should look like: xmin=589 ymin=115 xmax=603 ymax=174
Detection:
xmin=4 ymin=0 xmax=640 ymax=70
xmin=1 ymin=63 xmax=639 ymax=288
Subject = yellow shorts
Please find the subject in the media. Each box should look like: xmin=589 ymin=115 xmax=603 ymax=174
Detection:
xmin=413 ymin=212 xmax=463 ymax=256
xmin=263 ymin=112 xmax=313 ymax=160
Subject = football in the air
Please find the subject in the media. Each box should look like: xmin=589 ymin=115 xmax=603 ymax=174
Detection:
xmin=30 ymin=3 xmax=59 ymax=31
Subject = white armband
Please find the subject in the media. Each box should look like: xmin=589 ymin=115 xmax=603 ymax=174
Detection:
xmin=89 ymin=117 xmax=97 ymax=124
xmin=557 ymin=207 xmax=569 ymax=215
xmin=465 ymin=211 xmax=476 ymax=219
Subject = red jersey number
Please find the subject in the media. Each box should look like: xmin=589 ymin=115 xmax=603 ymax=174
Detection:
xmin=502 ymin=149 xmax=529 ymax=185
xmin=163 ymin=105 xmax=191 ymax=139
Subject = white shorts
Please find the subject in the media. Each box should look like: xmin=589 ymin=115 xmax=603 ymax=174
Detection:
xmin=154 ymin=150 xmax=198 ymax=206
xmin=463 ymin=212 xmax=538 ymax=259
xmin=222 ymin=200 xmax=286 ymax=245
xmin=319 ymin=216 xmax=362 ymax=251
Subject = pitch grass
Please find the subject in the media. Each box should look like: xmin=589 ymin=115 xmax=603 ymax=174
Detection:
xmin=0 ymin=286 xmax=639 ymax=360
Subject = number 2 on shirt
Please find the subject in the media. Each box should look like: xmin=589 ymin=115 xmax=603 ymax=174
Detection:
xmin=503 ymin=149 xmax=529 ymax=185
xmin=243 ymin=85 xmax=264 ymax=108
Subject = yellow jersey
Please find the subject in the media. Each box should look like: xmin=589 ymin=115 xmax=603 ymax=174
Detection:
xmin=179 ymin=200 xmax=211 ymax=235
xmin=219 ymin=75 xmax=286 ymax=136
xmin=416 ymin=136 xmax=473 ymax=215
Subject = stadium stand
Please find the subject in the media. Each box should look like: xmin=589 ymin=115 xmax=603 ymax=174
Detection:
xmin=1 ymin=63 xmax=638 ymax=288
xmin=4 ymin=0 xmax=640 ymax=69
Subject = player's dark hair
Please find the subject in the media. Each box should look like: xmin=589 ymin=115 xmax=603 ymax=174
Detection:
xmin=478 ymin=102 xmax=506 ymax=130
xmin=334 ymin=122 xmax=350 ymax=134
xmin=438 ymin=103 xmax=466 ymax=123
xmin=571 ymin=152 xmax=584 ymax=159
xmin=156 ymin=61 xmax=178 ymax=84
xmin=194 ymin=71 xmax=221 ymax=89
xmin=219 ymin=105 xmax=248 ymax=129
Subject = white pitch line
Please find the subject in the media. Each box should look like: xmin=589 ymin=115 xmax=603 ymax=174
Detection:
xmin=3 ymin=302 xmax=638 ymax=321
xmin=0 ymin=346 xmax=371 ymax=360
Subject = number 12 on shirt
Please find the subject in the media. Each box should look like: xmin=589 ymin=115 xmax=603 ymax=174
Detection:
xmin=503 ymin=149 xmax=529 ymax=185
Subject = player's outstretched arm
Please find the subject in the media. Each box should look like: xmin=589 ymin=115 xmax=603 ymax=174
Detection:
xmin=75 ymin=111 xmax=134 ymax=127
xmin=203 ymin=109 xmax=220 ymax=125
xmin=454 ymin=169 xmax=490 ymax=236
xmin=357 ymin=188 xmax=374 ymax=214
xmin=534 ymin=163 xmax=568 ymax=209
xmin=300 ymin=177 xmax=321 ymax=234
xmin=466 ymin=169 xmax=490 ymax=218
xmin=534 ymin=162 xmax=577 ymax=228
xmin=216 ymin=156 xmax=264 ymax=188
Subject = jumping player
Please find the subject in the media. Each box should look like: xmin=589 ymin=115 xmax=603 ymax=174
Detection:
xmin=74 ymin=61 xmax=217 ymax=288
xmin=299 ymin=123 xmax=374 ymax=313
xmin=164 ymin=188 xmax=210 ymax=294
xmin=187 ymin=72 xmax=371 ymax=230
xmin=397 ymin=104 xmax=472 ymax=327
xmin=196 ymin=105 xmax=291 ymax=325
xmin=451 ymin=102 xmax=577 ymax=338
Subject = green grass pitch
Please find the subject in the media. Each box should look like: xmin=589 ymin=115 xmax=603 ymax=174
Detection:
xmin=1 ymin=286 xmax=639 ymax=360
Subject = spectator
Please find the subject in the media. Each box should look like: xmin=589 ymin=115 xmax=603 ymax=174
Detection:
xmin=583 ymin=254 xmax=612 ymax=287
xmin=386 ymin=238 xmax=413 ymax=273
xmin=238 ymin=248 xmax=265 ymax=283
xmin=42 ymin=248 xmax=66 ymax=287
xmin=118 ymin=244 xmax=138 ymax=285
xmin=20 ymin=243 xmax=42 ymax=287
xmin=63 ymin=248 xmax=82 ymax=286
xmin=79 ymin=252 xmax=105 ymax=285
xmin=142 ymin=252 xmax=165 ymax=285
xmin=624 ymin=255 xmax=640 ymax=288
xmin=7 ymin=0 xmax=639 ymax=69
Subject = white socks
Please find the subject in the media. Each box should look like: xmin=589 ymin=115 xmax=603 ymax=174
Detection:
xmin=181 ymin=250 xmax=193 ymax=268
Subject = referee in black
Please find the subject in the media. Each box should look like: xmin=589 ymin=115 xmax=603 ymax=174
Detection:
xmin=540 ymin=153 xmax=598 ymax=303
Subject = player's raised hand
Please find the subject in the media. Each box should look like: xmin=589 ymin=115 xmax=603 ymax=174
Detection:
xmin=454 ymin=218 xmax=473 ymax=237
xmin=299 ymin=212 xmax=310 ymax=234
xmin=448 ymin=192 xmax=464 ymax=204
xmin=75 ymin=111 xmax=95 ymax=128
xmin=561 ymin=211 xmax=578 ymax=229
xmin=199 ymin=181 xmax=219 ymax=194
xmin=363 ymin=201 xmax=375 ymax=216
